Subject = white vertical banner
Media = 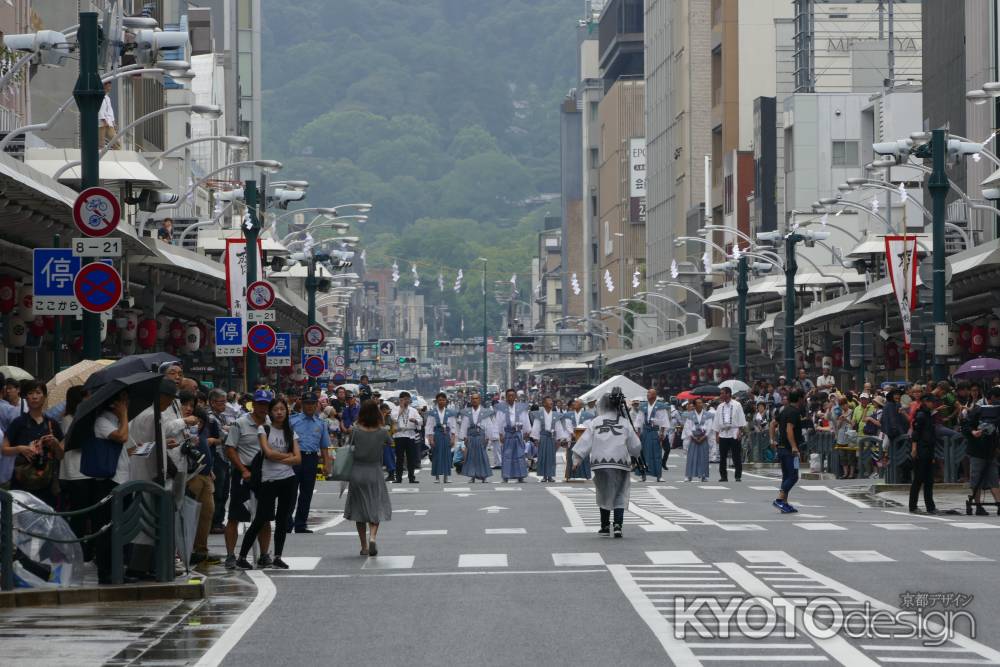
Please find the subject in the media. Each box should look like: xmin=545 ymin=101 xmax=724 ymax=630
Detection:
xmin=629 ymin=137 xmax=646 ymax=223
xmin=225 ymin=238 xmax=264 ymax=324
xmin=884 ymin=235 xmax=919 ymax=347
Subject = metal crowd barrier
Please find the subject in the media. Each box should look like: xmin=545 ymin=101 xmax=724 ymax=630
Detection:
xmin=1 ymin=480 xmax=175 ymax=590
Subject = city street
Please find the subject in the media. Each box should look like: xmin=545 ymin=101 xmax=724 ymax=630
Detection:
xmin=209 ymin=458 xmax=1000 ymax=666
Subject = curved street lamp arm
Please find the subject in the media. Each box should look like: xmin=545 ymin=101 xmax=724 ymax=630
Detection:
xmin=676 ymin=236 xmax=729 ymax=257
xmin=825 ymin=200 xmax=895 ymax=233
xmin=152 ymin=136 xmax=243 ymax=167
xmin=177 ymin=201 xmax=237 ymax=245
xmin=798 ymin=219 xmax=861 ymax=243
xmin=701 ymin=224 xmax=756 ymax=247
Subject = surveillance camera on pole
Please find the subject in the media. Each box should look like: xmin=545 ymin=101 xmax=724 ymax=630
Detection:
xmin=946 ymin=139 xmax=983 ymax=165
xmin=756 ymin=230 xmax=782 ymax=243
xmin=872 ymin=138 xmax=915 ymax=164
xmin=982 ymin=187 xmax=1000 ymax=201
xmin=133 ymin=29 xmax=190 ymax=66
xmin=216 ymin=188 xmax=245 ymax=202
xmin=137 ymin=189 xmax=180 ymax=213
xmin=3 ymin=30 xmax=71 ymax=66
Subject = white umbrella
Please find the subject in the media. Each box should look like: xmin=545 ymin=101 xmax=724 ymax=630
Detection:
xmin=719 ymin=379 xmax=750 ymax=393
xmin=0 ymin=365 xmax=32 ymax=381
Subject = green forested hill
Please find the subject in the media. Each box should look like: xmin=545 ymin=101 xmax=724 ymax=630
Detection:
xmin=261 ymin=0 xmax=578 ymax=335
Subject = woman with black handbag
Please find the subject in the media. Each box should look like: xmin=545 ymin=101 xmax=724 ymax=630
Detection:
xmin=236 ymin=398 xmax=301 ymax=570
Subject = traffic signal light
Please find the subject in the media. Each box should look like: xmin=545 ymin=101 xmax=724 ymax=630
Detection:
xmin=433 ymin=340 xmax=450 ymax=347
xmin=397 ymin=356 xmax=418 ymax=364
xmin=512 ymin=343 xmax=534 ymax=352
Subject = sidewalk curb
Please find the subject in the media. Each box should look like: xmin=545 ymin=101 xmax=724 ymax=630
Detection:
xmin=870 ymin=483 xmax=969 ymax=494
xmin=0 ymin=578 xmax=205 ymax=608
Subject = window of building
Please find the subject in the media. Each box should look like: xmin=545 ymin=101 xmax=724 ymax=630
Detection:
xmin=590 ymin=147 xmax=600 ymax=169
xmin=604 ymin=220 xmax=612 ymax=256
xmin=589 ymin=101 xmax=599 ymax=122
xmin=832 ymin=140 xmax=859 ymax=167
xmin=238 ymin=0 xmax=253 ymax=28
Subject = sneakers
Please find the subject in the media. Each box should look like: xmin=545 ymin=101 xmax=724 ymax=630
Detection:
xmin=235 ymin=557 xmax=254 ymax=570
xmin=257 ymin=553 xmax=273 ymax=569
xmin=224 ymin=554 xmax=236 ymax=570
xmin=613 ymin=524 xmax=623 ymax=538
xmin=975 ymin=505 xmax=990 ymax=516
xmin=773 ymin=499 xmax=798 ymax=513
xmin=271 ymin=557 xmax=290 ymax=570
xmin=597 ymin=525 xmax=610 ymax=537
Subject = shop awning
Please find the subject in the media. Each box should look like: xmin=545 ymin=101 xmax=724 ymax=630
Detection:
xmin=607 ymin=327 xmax=733 ymax=368
xmin=515 ymin=362 xmax=536 ymax=372
xmin=795 ymin=291 xmax=881 ymax=327
xmin=25 ymin=148 xmax=169 ymax=190
xmin=756 ymin=311 xmax=781 ymax=333
xmin=198 ymin=230 xmax=290 ymax=253
xmin=948 ymin=238 xmax=1000 ymax=276
xmin=847 ymin=234 xmax=930 ymax=258
xmin=981 ymin=167 xmax=1000 ymax=189
xmin=704 ymin=271 xmax=863 ymax=305
xmin=530 ymin=360 xmax=590 ymax=373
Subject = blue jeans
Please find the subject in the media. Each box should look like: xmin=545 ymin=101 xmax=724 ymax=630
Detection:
xmin=778 ymin=447 xmax=799 ymax=496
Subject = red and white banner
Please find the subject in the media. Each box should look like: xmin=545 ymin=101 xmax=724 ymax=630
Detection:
xmin=884 ymin=235 xmax=919 ymax=347
xmin=224 ymin=239 xmax=264 ymax=324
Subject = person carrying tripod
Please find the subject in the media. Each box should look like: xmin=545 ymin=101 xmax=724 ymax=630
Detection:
xmin=571 ymin=388 xmax=642 ymax=538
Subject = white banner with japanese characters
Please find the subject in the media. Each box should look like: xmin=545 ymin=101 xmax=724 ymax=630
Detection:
xmin=224 ymin=239 xmax=264 ymax=324
xmin=884 ymin=235 xmax=919 ymax=347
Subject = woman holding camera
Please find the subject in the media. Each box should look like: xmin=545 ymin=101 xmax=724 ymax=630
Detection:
xmin=236 ymin=398 xmax=300 ymax=570
xmin=683 ymin=397 xmax=713 ymax=482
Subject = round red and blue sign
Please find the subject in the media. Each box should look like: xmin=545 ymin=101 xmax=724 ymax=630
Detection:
xmin=247 ymin=323 xmax=277 ymax=355
xmin=73 ymin=262 xmax=122 ymax=313
xmin=304 ymin=355 xmax=326 ymax=378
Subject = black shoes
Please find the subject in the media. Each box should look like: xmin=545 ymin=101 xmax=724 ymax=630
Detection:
xmin=271 ymin=557 xmax=290 ymax=570
xmin=235 ymin=557 xmax=254 ymax=570
xmin=294 ymin=528 xmax=314 ymax=534
xmin=613 ymin=524 xmax=623 ymax=538
xmin=597 ymin=525 xmax=610 ymax=536
xmin=368 ymin=540 xmax=378 ymax=557
xmin=976 ymin=506 xmax=991 ymax=516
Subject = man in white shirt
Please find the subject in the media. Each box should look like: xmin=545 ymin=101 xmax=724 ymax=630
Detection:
xmin=715 ymin=386 xmax=748 ymax=482
xmin=99 ymin=80 xmax=119 ymax=148
xmin=390 ymin=391 xmax=423 ymax=483
xmin=816 ymin=366 xmax=836 ymax=390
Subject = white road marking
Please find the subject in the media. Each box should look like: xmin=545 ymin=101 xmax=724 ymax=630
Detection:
xmin=716 ymin=562 xmax=879 ymax=666
xmin=872 ymin=523 xmax=926 ymax=530
xmin=795 ymin=522 xmax=845 ymax=531
xmin=485 ymin=528 xmax=526 ymax=535
xmin=312 ymin=515 xmax=346 ymax=532
xmin=552 ymin=552 xmax=605 ymax=567
xmin=698 ymin=485 xmax=729 ymax=490
xmin=443 ymin=487 xmax=471 ymax=492
xmin=800 ymin=485 xmax=871 ymax=508
xmin=718 ymin=523 xmax=766 ymax=531
xmin=922 ymin=550 xmax=993 ymax=562
xmin=950 ymin=522 xmax=1000 ymax=530
xmin=458 ymin=553 xmax=508 ymax=568
xmin=493 ymin=487 xmax=522 ymax=492
xmin=750 ymin=485 xmax=779 ymax=491
xmin=606 ymin=564 xmax=701 ymax=666
xmin=737 ymin=550 xmax=795 ymax=563
xmin=361 ymin=556 xmax=415 ymax=569
xmin=829 ymin=550 xmax=895 ymax=563
xmin=406 ymin=530 xmax=447 ymax=536
xmin=794 ymin=513 xmax=827 ymax=519
xmin=645 ymin=550 xmax=703 ymax=565
xmin=274 ymin=557 xmax=321 ymax=570
xmin=884 ymin=509 xmax=954 ymax=522
xmin=324 ymin=531 xmax=359 ymax=536
xmin=193 ymin=570 xmax=276 ymax=667
xmin=391 ymin=488 xmax=420 ymax=494
xmin=719 ymin=499 xmax=745 ymax=504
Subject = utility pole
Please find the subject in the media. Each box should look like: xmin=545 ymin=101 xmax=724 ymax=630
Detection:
xmin=481 ymin=259 xmax=488 ymax=396
xmin=783 ymin=234 xmax=800 ymax=382
xmin=736 ymin=255 xmax=748 ymax=381
xmin=244 ymin=179 xmax=259 ymax=389
xmin=306 ymin=255 xmax=317 ymax=326
xmin=75 ymin=13 xmax=103 ymax=360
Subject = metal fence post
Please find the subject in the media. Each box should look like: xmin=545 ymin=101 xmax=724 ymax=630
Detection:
xmin=1 ymin=491 xmax=13 ymax=591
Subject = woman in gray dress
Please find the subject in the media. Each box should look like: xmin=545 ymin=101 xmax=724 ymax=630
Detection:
xmin=343 ymin=400 xmax=392 ymax=556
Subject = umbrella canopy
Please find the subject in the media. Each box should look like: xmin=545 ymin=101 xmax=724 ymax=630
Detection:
xmin=65 ymin=372 xmax=164 ymax=451
xmin=953 ymin=357 xmax=1000 ymax=381
xmin=577 ymin=374 xmax=646 ymax=404
xmin=676 ymin=390 xmax=699 ymax=401
xmin=719 ymin=379 xmax=750 ymax=393
xmin=46 ymin=359 xmax=114 ymax=406
xmin=83 ymin=352 xmax=180 ymax=392
xmin=0 ymin=365 xmax=32 ymax=381
xmin=692 ymin=384 xmax=721 ymax=396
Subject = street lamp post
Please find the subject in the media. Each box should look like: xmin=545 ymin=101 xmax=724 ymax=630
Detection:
xmin=928 ymin=129 xmax=949 ymax=382
xmin=480 ymin=258 xmax=488 ymax=395
xmin=75 ymin=13 xmax=103 ymax=360
xmin=244 ymin=180 xmax=260 ymax=390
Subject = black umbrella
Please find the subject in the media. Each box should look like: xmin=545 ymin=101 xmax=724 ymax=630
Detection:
xmin=83 ymin=352 xmax=180 ymax=392
xmin=65 ymin=371 xmax=164 ymax=451
xmin=692 ymin=384 xmax=721 ymax=396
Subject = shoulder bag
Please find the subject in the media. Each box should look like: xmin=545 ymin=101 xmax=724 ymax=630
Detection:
xmin=329 ymin=444 xmax=354 ymax=481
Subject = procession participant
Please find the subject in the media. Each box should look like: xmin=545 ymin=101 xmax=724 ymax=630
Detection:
xmin=389 ymin=392 xmax=422 ymax=484
xmin=424 ymin=392 xmax=458 ymax=483
xmin=682 ymin=397 xmax=713 ymax=482
xmin=562 ymin=399 xmax=595 ymax=480
xmin=571 ymin=390 xmax=642 ymax=538
xmin=529 ymin=396 xmax=569 ymax=483
xmin=495 ymin=388 xmax=531 ymax=483
xmin=715 ymin=386 xmax=747 ymax=482
xmin=634 ymin=388 xmax=670 ymax=482
xmin=458 ymin=391 xmax=496 ymax=483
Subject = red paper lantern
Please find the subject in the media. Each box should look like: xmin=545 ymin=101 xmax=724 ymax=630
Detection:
xmin=832 ymin=346 xmax=844 ymax=368
xmin=0 ymin=276 xmax=15 ymax=313
xmin=970 ymin=320 xmax=987 ymax=354
xmin=169 ymin=318 xmax=185 ymax=344
xmin=959 ymin=323 xmax=972 ymax=349
xmin=721 ymin=363 xmax=732 ymax=380
xmin=989 ymin=319 xmax=1000 ymax=348
xmin=689 ymin=370 xmax=698 ymax=386
xmin=29 ymin=316 xmax=45 ymax=337
xmin=137 ymin=319 xmax=157 ymax=349
xmin=885 ymin=341 xmax=899 ymax=370
xmin=908 ymin=348 xmax=920 ymax=364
